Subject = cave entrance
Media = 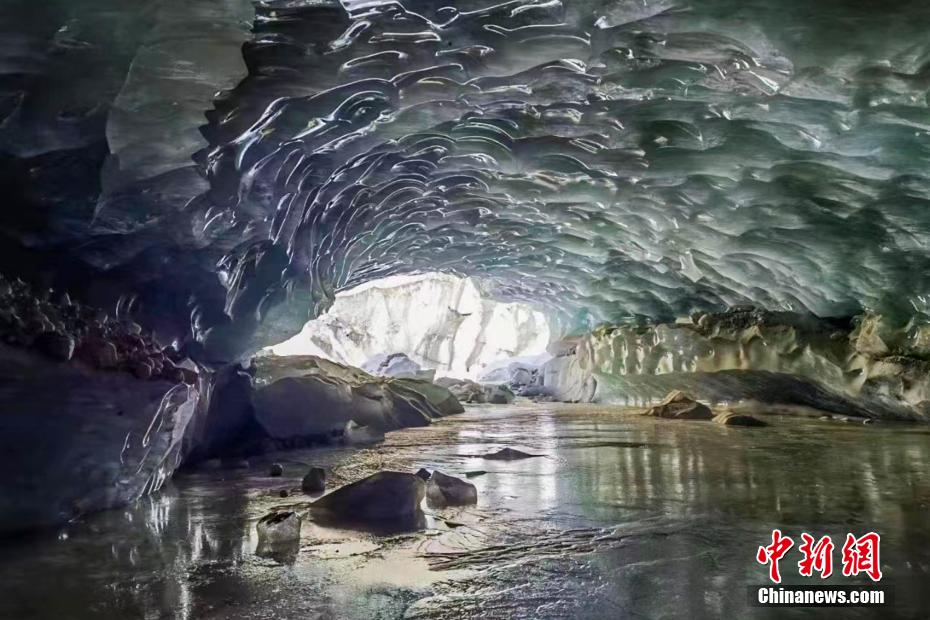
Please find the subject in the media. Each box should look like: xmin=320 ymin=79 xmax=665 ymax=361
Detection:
xmin=264 ymin=272 xmax=552 ymax=380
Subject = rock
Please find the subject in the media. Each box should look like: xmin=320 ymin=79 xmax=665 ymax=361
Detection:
xmin=250 ymin=356 xmax=458 ymax=448
xmin=129 ymin=361 xmax=152 ymax=380
xmin=478 ymin=358 xmax=544 ymax=389
xmin=33 ymin=331 xmax=74 ymax=361
xmin=311 ymin=471 xmax=425 ymax=522
xmin=519 ymin=385 xmax=550 ymax=398
xmin=435 ymin=377 xmax=487 ymax=403
xmin=183 ymin=365 xmax=254 ymax=465
xmin=361 ymin=352 xmax=431 ymax=380
xmin=389 ymin=378 xmax=465 ymax=416
xmin=301 ymin=467 xmax=326 ymax=493
xmin=484 ymin=448 xmax=541 ymax=460
xmin=343 ymin=421 xmax=385 ymax=445
xmin=415 ymin=468 xmax=431 ymax=480
xmin=77 ymin=338 xmax=119 ymax=369
xmin=641 ymin=391 xmax=714 ymax=420
xmin=852 ymin=313 xmax=899 ymax=356
xmin=279 ymin=489 xmax=289 ymax=498
xmin=819 ymin=415 xmax=833 ymax=421
xmin=256 ymin=510 xmax=302 ymax=545
xmin=485 ymin=384 xmax=515 ymax=404
xmin=464 ymin=470 xmax=486 ymax=478
xmin=713 ymin=412 xmax=768 ymax=427
xmin=269 ymin=463 xmax=284 ymax=477
xmin=178 ymin=368 xmax=198 ymax=385
xmin=510 ymin=366 xmax=535 ymax=387
xmin=426 ymin=471 xmax=477 ymax=507
xmin=0 ymin=342 xmax=199 ymax=534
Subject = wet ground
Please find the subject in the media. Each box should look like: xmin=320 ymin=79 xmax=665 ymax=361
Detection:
xmin=1 ymin=403 xmax=929 ymax=619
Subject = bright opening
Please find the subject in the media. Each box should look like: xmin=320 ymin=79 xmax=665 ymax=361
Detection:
xmin=266 ymin=272 xmax=552 ymax=380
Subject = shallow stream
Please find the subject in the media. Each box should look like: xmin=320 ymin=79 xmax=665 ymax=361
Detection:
xmin=2 ymin=403 xmax=928 ymax=619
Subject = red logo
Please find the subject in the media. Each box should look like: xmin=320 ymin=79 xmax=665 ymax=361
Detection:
xmin=841 ymin=532 xmax=882 ymax=582
xmin=756 ymin=529 xmax=794 ymax=583
xmin=798 ymin=533 xmax=834 ymax=578
xmin=757 ymin=531 xmax=882 ymax=583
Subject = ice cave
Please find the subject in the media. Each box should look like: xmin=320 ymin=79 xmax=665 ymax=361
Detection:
xmin=0 ymin=0 xmax=928 ymax=617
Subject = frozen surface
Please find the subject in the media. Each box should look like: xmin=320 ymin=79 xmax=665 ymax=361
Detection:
xmin=2 ymin=403 xmax=928 ymax=618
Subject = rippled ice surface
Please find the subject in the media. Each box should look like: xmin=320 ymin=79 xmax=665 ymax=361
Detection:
xmin=2 ymin=404 xmax=929 ymax=619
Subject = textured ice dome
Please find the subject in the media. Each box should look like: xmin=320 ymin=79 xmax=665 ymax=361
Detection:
xmin=4 ymin=0 xmax=930 ymax=356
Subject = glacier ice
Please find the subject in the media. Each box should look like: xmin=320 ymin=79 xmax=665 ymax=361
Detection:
xmin=268 ymin=273 xmax=551 ymax=379
xmin=2 ymin=0 xmax=930 ymax=360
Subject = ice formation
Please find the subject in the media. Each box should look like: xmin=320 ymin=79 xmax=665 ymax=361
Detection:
xmin=267 ymin=273 xmax=551 ymax=379
xmin=4 ymin=0 xmax=930 ymax=360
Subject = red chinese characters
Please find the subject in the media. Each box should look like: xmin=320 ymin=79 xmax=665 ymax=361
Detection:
xmin=841 ymin=532 xmax=883 ymax=582
xmin=757 ymin=530 xmax=883 ymax=583
xmin=797 ymin=533 xmax=834 ymax=578
xmin=756 ymin=529 xmax=794 ymax=583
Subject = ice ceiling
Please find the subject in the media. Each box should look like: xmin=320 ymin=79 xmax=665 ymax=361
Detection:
xmin=3 ymin=0 xmax=930 ymax=361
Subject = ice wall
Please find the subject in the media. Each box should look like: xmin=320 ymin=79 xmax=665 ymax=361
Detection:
xmin=542 ymin=308 xmax=930 ymax=420
xmin=268 ymin=273 xmax=551 ymax=380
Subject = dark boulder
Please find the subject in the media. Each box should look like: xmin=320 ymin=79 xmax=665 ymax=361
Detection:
xmin=301 ymin=467 xmax=326 ymax=493
xmin=33 ymin=331 xmax=74 ymax=361
xmin=76 ymin=337 xmax=119 ymax=369
xmin=310 ymin=471 xmax=425 ymax=522
xmin=642 ymin=391 xmax=713 ymax=420
xmin=426 ymin=471 xmax=477 ymax=507
xmin=256 ymin=510 xmax=302 ymax=545
xmin=484 ymin=447 xmax=541 ymax=460
xmin=713 ymin=412 xmax=768 ymax=427
xmin=485 ymin=384 xmax=515 ymax=404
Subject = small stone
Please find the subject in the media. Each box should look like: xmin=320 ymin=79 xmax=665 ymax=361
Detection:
xmin=484 ymin=448 xmax=541 ymax=460
xmin=464 ymin=471 xmax=486 ymax=478
xmin=819 ymin=415 xmax=833 ymax=421
xmin=426 ymin=471 xmax=477 ymax=507
xmin=301 ymin=467 xmax=326 ymax=494
xmin=269 ymin=463 xmax=284 ymax=477
xmin=279 ymin=489 xmax=289 ymax=498
xmin=33 ymin=331 xmax=75 ymax=361
xmin=256 ymin=510 xmax=301 ymax=545
xmin=641 ymin=391 xmax=713 ymax=421
xmin=415 ymin=468 xmax=431 ymax=481
xmin=485 ymin=384 xmax=515 ymax=404
xmin=130 ymin=361 xmax=152 ymax=380
xmin=713 ymin=412 xmax=768 ymax=427
xmin=862 ymin=418 xmax=875 ymax=425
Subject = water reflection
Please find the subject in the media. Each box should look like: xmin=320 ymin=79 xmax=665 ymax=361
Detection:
xmin=0 ymin=405 xmax=928 ymax=619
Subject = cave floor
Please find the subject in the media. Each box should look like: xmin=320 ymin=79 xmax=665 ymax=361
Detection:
xmin=1 ymin=403 xmax=929 ymax=619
